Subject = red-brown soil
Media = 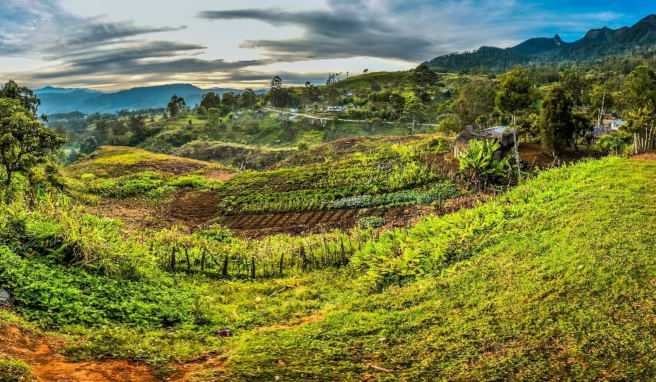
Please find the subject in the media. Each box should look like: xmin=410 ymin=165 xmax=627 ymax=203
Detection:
xmin=633 ymin=152 xmax=656 ymax=160
xmin=0 ymin=324 xmax=158 ymax=382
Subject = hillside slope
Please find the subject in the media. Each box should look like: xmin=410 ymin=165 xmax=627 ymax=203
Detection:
xmin=428 ymin=14 xmax=656 ymax=71
xmin=219 ymin=157 xmax=656 ymax=380
xmin=1 ymin=157 xmax=655 ymax=381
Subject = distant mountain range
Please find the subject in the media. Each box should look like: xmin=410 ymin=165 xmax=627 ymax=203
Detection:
xmin=427 ymin=14 xmax=656 ymax=72
xmin=36 ymin=84 xmax=244 ymax=115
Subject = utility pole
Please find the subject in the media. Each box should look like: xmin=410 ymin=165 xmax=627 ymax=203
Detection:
xmin=596 ymin=89 xmax=607 ymax=132
xmin=512 ymin=114 xmax=521 ymax=182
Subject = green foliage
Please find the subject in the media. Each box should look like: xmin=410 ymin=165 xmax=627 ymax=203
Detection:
xmin=0 ymin=358 xmax=33 ymax=382
xmin=358 ymin=216 xmax=386 ymax=229
xmin=454 ymin=78 xmax=497 ymax=126
xmin=411 ymin=63 xmax=438 ymax=85
xmin=458 ymin=139 xmax=511 ymax=189
xmin=0 ymin=247 xmax=194 ymax=328
xmin=219 ymin=157 xmax=656 ymax=381
xmin=215 ymin=137 xmax=452 ymax=214
xmin=436 ymin=114 xmax=461 ymax=134
xmin=540 ymin=85 xmax=577 ymax=154
xmin=622 ymin=65 xmax=656 ymax=112
xmin=597 ymin=130 xmax=632 ymax=155
xmin=496 ymin=67 xmax=534 ymax=122
xmin=0 ymin=98 xmax=64 ymax=188
xmin=0 ymin=80 xmax=40 ymax=116
xmin=621 ymin=66 xmax=656 ymax=153
xmin=166 ymin=95 xmax=186 ymax=117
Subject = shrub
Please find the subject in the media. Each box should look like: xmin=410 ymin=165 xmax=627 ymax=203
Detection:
xmin=458 ymin=140 xmax=511 ymax=190
xmin=597 ymin=131 xmax=632 ymax=155
xmin=0 ymin=358 xmax=34 ymax=382
xmin=0 ymin=247 xmax=193 ymax=328
xmin=80 ymin=173 xmax=95 ymax=182
xmin=358 ymin=216 xmax=386 ymax=229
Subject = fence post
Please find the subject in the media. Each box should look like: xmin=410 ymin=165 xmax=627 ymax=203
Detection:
xmin=222 ymin=256 xmax=229 ymax=277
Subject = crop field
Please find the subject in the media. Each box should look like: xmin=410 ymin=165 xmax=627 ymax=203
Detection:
xmin=2 ymin=157 xmax=655 ymax=381
xmin=59 ymin=141 xmax=463 ymax=235
xmin=213 ymin=135 xmax=461 ymax=217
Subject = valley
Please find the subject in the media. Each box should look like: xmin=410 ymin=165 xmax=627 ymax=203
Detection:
xmin=2 ymin=5 xmax=656 ymax=382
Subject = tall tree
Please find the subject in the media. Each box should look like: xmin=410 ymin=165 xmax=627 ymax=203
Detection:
xmin=0 ymin=80 xmax=40 ymax=115
xmin=412 ymin=63 xmax=438 ymax=85
xmin=540 ymin=85 xmax=576 ymax=154
xmin=496 ymin=67 xmax=534 ymax=126
xmin=454 ymin=78 xmax=497 ymax=127
xmin=270 ymin=76 xmax=289 ymax=108
xmin=0 ymin=98 xmax=63 ymax=188
xmin=240 ymin=89 xmax=257 ymax=109
xmin=128 ymin=115 xmax=148 ymax=144
xmin=621 ymin=66 xmax=656 ymax=153
xmin=220 ymin=92 xmax=236 ymax=111
xmin=200 ymin=92 xmax=221 ymax=110
xmin=167 ymin=95 xmax=186 ymax=117
xmin=560 ymin=69 xmax=588 ymax=106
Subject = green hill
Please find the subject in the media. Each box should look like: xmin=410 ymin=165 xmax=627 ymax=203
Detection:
xmin=2 ymin=156 xmax=655 ymax=380
xmin=219 ymin=156 xmax=656 ymax=380
xmin=428 ymin=14 xmax=656 ymax=72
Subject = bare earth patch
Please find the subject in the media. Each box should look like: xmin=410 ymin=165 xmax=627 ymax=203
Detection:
xmin=633 ymin=153 xmax=656 ymax=161
xmin=0 ymin=324 xmax=158 ymax=382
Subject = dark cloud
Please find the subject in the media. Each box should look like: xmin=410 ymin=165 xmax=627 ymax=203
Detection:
xmin=34 ymin=40 xmax=264 ymax=80
xmin=1 ymin=0 xmax=262 ymax=88
xmin=198 ymin=6 xmax=434 ymax=62
xmin=63 ymin=22 xmax=186 ymax=47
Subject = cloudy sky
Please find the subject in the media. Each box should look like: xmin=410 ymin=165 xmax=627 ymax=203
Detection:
xmin=0 ymin=0 xmax=654 ymax=91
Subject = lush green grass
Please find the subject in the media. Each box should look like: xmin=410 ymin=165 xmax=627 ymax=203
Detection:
xmin=65 ymin=146 xmax=231 ymax=200
xmin=2 ymin=157 xmax=655 ymax=380
xmin=68 ymin=146 xmax=227 ymax=178
xmin=216 ymin=157 xmax=656 ymax=381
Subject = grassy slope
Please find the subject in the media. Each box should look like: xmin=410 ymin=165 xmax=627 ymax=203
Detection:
xmin=67 ymin=146 xmax=230 ymax=178
xmin=2 ymin=157 xmax=655 ymax=381
xmin=218 ymin=157 xmax=656 ymax=381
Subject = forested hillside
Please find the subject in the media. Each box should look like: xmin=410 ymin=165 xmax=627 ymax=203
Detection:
xmin=428 ymin=14 xmax=656 ymax=72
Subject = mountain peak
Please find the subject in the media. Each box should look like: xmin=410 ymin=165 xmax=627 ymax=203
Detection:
xmin=554 ymin=34 xmax=563 ymax=45
xmin=637 ymin=14 xmax=656 ymax=26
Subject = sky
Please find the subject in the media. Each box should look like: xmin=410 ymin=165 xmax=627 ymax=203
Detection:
xmin=0 ymin=0 xmax=655 ymax=91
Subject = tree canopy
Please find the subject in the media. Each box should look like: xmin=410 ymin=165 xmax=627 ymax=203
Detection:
xmin=0 ymin=98 xmax=63 ymax=187
xmin=0 ymin=80 xmax=40 ymax=115
xmin=496 ymin=67 xmax=534 ymax=124
xmin=167 ymin=95 xmax=187 ymax=117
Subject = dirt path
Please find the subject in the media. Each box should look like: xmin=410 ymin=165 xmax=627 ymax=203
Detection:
xmin=633 ymin=153 xmax=656 ymax=160
xmin=0 ymin=324 xmax=158 ymax=382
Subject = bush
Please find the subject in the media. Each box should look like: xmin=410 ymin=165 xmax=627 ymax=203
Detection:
xmin=80 ymin=173 xmax=96 ymax=182
xmin=0 ymin=358 xmax=34 ymax=382
xmin=358 ymin=216 xmax=386 ymax=229
xmin=0 ymin=247 xmax=194 ymax=328
xmin=597 ymin=131 xmax=632 ymax=155
xmin=458 ymin=140 xmax=512 ymax=189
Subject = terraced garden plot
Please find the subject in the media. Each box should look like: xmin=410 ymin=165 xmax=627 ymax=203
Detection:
xmin=213 ymin=136 xmax=460 ymax=216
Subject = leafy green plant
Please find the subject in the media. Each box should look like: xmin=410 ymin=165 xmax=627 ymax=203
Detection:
xmin=458 ymin=139 xmax=511 ymax=190
xmin=597 ymin=130 xmax=632 ymax=155
xmin=358 ymin=216 xmax=386 ymax=229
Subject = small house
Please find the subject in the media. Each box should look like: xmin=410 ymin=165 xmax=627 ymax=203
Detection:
xmin=593 ymin=114 xmax=626 ymax=138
